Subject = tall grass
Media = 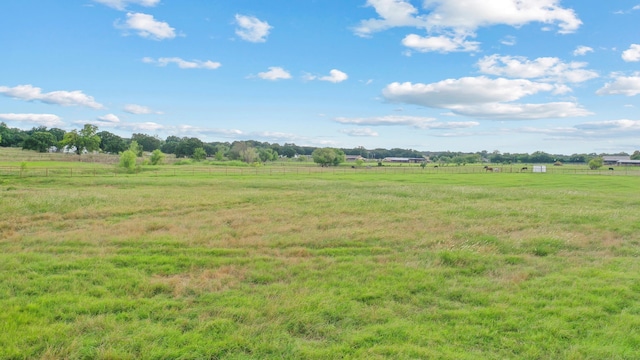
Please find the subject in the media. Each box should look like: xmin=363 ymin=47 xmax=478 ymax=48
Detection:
xmin=1 ymin=168 xmax=640 ymax=358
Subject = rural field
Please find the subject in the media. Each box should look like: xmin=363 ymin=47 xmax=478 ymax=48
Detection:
xmin=1 ymin=153 xmax=640 ymax=359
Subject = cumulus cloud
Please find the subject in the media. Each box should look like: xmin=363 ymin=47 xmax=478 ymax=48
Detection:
xmin=93 ymin=0 xmax=160 ymax=10
xmin=355 ymin=0 xmax=581 ymax=53
xmin=320 ymin=69 xmax=349 ymax=83
xmin=306 ymin=69 xmax=349 ymax=83
xmin=124 ymin=104 xmax=162 ymax=114
xmin=622 ymin=44 xmax=640 ymax=62
xmin=421 ymin=0 xmax=581 ymax=34
xmin=382 ymin=77 xmax=592 ymax=120
xmin=235 ymin=14 xmax=272 ymax=43
xmin=573 ymin=45 xmax=594 ymax=56
xmin=117 ymin=12 xmax=176 ymax=40
xmin=97 ymin=114 xmax=121 ymax=123
xmin=142 ymin=57 xmax=221 ymax=69
xmin=353 ymin=0 xmax=428 ymax=37
xmin=596 ymin=74 xmax=640 ymax=96
xmin=402 ymin=34 xmax=480 ymax=53
xmin=521 ymin=119 xmax=640 ymax=141
xmin=0 ymin=84 xmax=103 ymax=109
xmin=477 ymin=55 xmax=599 ymax=83
xmin=256 ymin=67 xmax=292 ymax=81
xmin=334 ymin=115 xmax=479 ymax=129
xmin=340 ymin=128 xmax=379 ymax=137
xmin=0 ymin=113 xmax=64 ymax=127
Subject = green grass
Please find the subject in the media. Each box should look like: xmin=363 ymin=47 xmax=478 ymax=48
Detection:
xmin=1 ymin=150 xmax=640 ymax=358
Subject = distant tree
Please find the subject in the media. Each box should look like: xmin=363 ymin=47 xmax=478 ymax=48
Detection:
xmin=119 ymin=150 xmax=137 ymax=172
xmin=60 ymin=124 xmax=101 ymax=155
xmin=131 ymin=133 xmax=162 ymax=152
xmin=0 ymin=122 xmax=27 ymax=147
xmin=97 ymin=131 xmax=127 ymax=154
xmin=588 ymin=157 xmax=603 ymax=170
xmin=281 ymin=145 xmax=296 ymax=158
xmin=161 ymin=136 xmax=181 ymax=154
xmin=632 ymin=151 xmax=640 ymax=160
xmin=312 ymin=147 xmax=346 ymax=167
xmin=258 ymin=148 xmax=278 ymax=162
xmin=48 ymin=128 xmax=66 ymax=142
xmin=192 ymin=147 xmax=207 ymax=161
xmin=150 ymin=149 xmax=165 ymax=165
xmin=175 ymin=137 xmax=204 ymax=158
xmin=229 ymin=141 xmax=260 ymax=163
xmin=22 ymin=131 xmax=56 ymax=152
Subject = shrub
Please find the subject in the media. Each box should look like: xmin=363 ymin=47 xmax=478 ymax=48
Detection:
xmin=150 ymin=149 xmax=165 ymax=165
xmin=588 ymin=157 xmax=603 ymax=170
xmin=119 ymin=150 xmax=136 ymax=172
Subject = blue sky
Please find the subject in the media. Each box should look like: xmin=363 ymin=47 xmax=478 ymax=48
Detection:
xmin=1 ymin=0 xmax=639 ymax=154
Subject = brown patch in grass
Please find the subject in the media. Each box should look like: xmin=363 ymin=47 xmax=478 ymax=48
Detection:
xmin=150 ymin=266 xmax=246 ymax=297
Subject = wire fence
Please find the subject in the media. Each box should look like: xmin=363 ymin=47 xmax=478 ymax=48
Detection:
xmin=2 ymin=164 xmax=639 ymax=178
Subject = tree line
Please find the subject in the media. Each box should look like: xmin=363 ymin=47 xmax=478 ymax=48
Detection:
xmin=2 ymin=122 xmax=639 ymax=164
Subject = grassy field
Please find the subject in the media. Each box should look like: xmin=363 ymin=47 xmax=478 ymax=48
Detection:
xmin=1 ymin=151 xmax=640 ymax=359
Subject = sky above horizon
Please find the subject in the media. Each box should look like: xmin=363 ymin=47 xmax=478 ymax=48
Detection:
xmin=1 ymin=0 xmax=639 ymax=154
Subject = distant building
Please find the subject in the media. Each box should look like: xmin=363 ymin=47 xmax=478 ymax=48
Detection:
xmin=383 ymin=157 xmax=425 ymax=163
xmin=603 ymin=156 xmax=630 ymax=165
xmin=345 ymin=155 xmax=365 ymax=162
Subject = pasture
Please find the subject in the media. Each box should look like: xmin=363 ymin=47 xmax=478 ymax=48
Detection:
xmin=1 ymin=154 xmax=640 ymax=358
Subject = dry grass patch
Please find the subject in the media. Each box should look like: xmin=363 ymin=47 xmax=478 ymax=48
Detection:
xmin=150 ymin=266 xmax=246 ymax=297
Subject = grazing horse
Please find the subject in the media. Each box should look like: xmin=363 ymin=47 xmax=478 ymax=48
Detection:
xmin=483 ymin=166 xmax=493 ymax=172
xmin=521 ymin=167 xmax=528 ymax=171
xmin=609 ymin=167 xmax=614 ymax=171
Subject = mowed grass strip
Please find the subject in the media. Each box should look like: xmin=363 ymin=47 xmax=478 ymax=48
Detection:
xmin=1 ymin=173 xmax=639 ymax=359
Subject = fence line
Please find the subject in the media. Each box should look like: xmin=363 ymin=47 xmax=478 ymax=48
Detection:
xmin=1 ymin=165 xmax=638 ymax=179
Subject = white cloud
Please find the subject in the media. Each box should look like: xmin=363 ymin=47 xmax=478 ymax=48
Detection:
xmin=382 ymin=77 xmax=592 ymax=120
xmin=320 ymin=69 xmax=349 ymax=83
xmin=453 ymin=102 xmax=592 ymax=120
xmin=383 ymin=77 xmax=553 ymax=108
xmin=500 ymin=35 xmax=516 ymax=46
xmin=622 ymin=44 xmax=640 ymax=62
xmin=341 ymin=128 xmax=379 ymax=137
xmin=97 ymin=114 xmax=121 ymax=123
xmin=354 ymin=0 xmax=428 ymax=37
xmin=124 ymin=104 xmax=162 ymax=114
xmin=575 ymin=119 xmax=640 ymax=131
xmin=143 ymin=57 xmax=221 ymax=69
xmin=0 ymin=113 xmax=64 ymax=127
xmin=235 ymin=14 xmax=272 ymax=43
xmin=82 ymin=118 xmax=164 ymax=132
xmin=596 ymin=74 xmax=640 ymax=96
xmin=117 ymin=12 xmax=176 ymax=40
xmin=334 ymin=115 xmax=479 ymax=129
xmin=0 ymin=84 xmax=103 ymax=109
xmin=93 ymin=0 xmax=160 ymax=11
xmin=573 ymin=45 xmax=593 ymax=56
xmin=256 ymin=67 xmax=291 ymax=81
xmin=477 ymin=55 xmax=599 ymax=83
xmin=402 ymin=34 xmax=480 ymax=53
xmin=315 ymin=69 xmax=349 ymax=83
xmin=355 ymin=0 xmax=581 ymax=53
xmin=421 ymin=0 xmax=582 ymax=34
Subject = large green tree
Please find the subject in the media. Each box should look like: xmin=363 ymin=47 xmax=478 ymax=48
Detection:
xmin=22 ymin=132 xmax=56 ymax=152
xmin=97 ymin=131 xmax=127 ymax=154
xmin=61 ymin=124 xmax=101 ymax=155
xmin=312 ymin=147 xmax=346 ymax=167
xmin=131 ymin=133 xmax=162 ymax=152
xmin=175 ymin=137 xmax=204 ymax=158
